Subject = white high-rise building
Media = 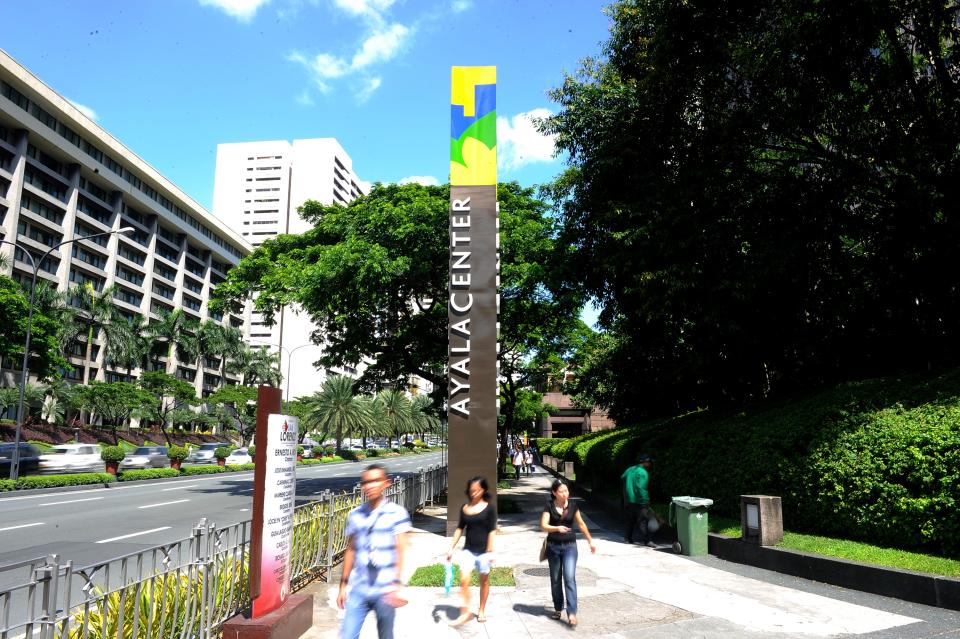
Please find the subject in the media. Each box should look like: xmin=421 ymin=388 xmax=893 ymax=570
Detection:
xmin=212 ymin=139 xmax=368 ymax=401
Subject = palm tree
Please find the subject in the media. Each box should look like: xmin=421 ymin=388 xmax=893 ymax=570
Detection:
xmin=103 ymin=315 xmax=150 ymax=379
xmin=374 ymin=389 xmax=414 ymax=447
xmin=195 ymin=321 xmax=243 ymax=388
xmin=32 ymin=281 xmax=82 ymax=371
xmin=148 ymin=309 xmax=198 ymax=375
xmin=229 ymin=347 xmax=283 ymax=387
xmin=303 ymin=375 xmax=376 ymax=452
xmin=409 ymin=394 xmax=441 ymax=442
xmin=69 ymin=283 xmax=120 ymax=384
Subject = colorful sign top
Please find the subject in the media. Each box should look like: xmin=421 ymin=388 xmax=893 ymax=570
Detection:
xmin=450 ymin=66 xmax=497 ymax=186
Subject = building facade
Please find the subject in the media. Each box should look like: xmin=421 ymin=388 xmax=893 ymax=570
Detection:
xmin=537 ymin=373 xmax=616 ymax=438
xmin=212 ymin=139 xmax=369 ymax=401
xmin=0 ymin=49 xmax=251 ymax=396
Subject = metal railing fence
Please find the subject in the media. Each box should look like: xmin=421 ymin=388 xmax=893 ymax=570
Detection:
xmin=0 ymin=464 xmax=446 ymax=639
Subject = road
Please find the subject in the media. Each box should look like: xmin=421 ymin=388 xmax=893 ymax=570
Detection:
xmin=0 ymin=452 xmax=444 ymax=570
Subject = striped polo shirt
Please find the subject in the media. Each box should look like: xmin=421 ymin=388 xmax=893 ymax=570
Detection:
xmin=344 ymin=499 xmax=412 ymax=594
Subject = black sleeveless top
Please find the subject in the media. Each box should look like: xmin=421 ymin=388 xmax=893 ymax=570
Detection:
xmin=543 ymin=499 xmax=579 ymax=543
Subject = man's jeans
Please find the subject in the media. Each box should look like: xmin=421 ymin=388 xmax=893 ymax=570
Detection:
xmin=341 ymin=589 xmax=396 ymax=639
xmin=546 ymin=541 xmax=579 ymax=614
xmin=624 ymin=503 xmax=650 ymax=544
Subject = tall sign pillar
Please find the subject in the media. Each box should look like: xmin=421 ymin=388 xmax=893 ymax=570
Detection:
xmin=447 ymin=66 xmax=499 ymax=532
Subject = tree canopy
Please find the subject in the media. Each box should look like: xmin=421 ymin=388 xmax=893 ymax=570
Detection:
xmin=0 ymin=275 xmax=68 ymax=379
xmin=542 ymin=0 xmax=960 ymax=421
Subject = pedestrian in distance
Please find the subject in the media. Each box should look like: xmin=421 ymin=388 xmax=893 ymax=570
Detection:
xmin=446 ymin=476 xmax=498 ymax=625
xmin=540 ymin=478 xmax=597 ymax=627
xmin=512 ymin=447 xmax=524 ymax=480
xmin=524 ymin=447 xmax=534 ymax=474
xmin=622 ymin=453 xmax=658 ymax=547
xmin=338 ymin=463 xmax=411 ymax=639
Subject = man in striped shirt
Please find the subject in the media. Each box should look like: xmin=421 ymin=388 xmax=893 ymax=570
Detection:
xmin=338 ymin=463 xmax=412 ymax=639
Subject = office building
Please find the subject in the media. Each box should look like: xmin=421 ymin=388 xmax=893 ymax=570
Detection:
xmin=212 ymin=139 xmax=369 ymax=401
xmin=0 ymin=49 xmax=251 ymax=396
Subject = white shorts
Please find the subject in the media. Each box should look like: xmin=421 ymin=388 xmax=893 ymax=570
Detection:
xmin=458 ymin=549 xmax=492 ymax=576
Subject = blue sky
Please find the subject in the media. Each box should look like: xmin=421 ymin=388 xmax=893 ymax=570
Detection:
xmin=0 ymin=0 xmax=613 ymax=210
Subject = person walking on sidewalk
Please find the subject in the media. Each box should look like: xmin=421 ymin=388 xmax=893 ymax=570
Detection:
xmin=338 ymin=463 xmax=411 ymax=639
xmin=622 ymin=453 xmax=657 ymax=547
xmin=540 ymin=479 xmax=597 ymax=627
xmin=524 ymin=448 xmax=535 ymax=474
xmin=513 ymin=447 xmax=525 ymax=480
xmin=446 ymin=476 xmax=498 ymax=625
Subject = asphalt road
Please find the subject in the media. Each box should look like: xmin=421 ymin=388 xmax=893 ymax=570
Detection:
xmin=0 ymin=452 xmax=444 ymax=570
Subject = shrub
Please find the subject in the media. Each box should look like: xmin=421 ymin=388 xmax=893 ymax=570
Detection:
xmin=225 ymin=463 xmax=256 ymax=472
xmin=296 ymin=445 xmax=305 ymax=457
xmin=297 ymin=459 xmax=323 ymax=466
xmin=168 ymin=444 xmax=189 ymax=461
xmin=321 ymin=445 xmax=334 ymax=456
xmin=181 ymin=465 xmax=226 ymax=475
xmin=0 ymin=479 xmax=14 ymax=492
xmin=100 ymin=445 xmax=126 ymax=463
xmin=118 ymin=468 xmax=181 ymax=481
xmin=320 ymin=455 xmax=344 ymax=463
xmin=248 ymin=445 xmax=256 ymax=459
xmin=15 ymin=473 xmax=114 ymax=490
xmin=214 ymin=446 xmax=233 ymax=460
xmin=366 ymin=449 xmax=379 ymax=457
xmin=339 ymin=449 xmax=366 ymax=461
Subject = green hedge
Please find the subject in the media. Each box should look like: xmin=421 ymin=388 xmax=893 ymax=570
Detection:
xmin=118 ymin=468 xmax=181 ymax=481
xmin=321 ymin=455 xmax=344 ymax=463
xmin=558 ymin=370 xmax=960 ymax=558
xmin=181 ymin=465 xmax=226 ymax=475
xmin=14 ymin=473 xmax=115 ymax=489
xmin=225 ymin=463 xmax=256 ymax=472
xmin=0 ymin=479 xmax=13 ymax=492
xmin=297 ymin=459 xmax=323 ymax=466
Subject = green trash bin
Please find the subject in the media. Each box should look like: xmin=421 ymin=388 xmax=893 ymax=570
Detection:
xmin=668 ymin=496 xmax=714 ymax=556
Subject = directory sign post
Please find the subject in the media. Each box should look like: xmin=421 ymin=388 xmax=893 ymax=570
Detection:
xmin=250 ymin=384 xmax=299 ymax=617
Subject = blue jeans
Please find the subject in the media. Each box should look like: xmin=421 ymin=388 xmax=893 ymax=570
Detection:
xmin=546 ymin=541 xmax=578 ymax=614
xmin=340 ymin=588 xmax=396 ymax=639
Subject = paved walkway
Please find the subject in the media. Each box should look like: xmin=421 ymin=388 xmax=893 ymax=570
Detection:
xmin=299 ymin=470 xmax=940 ymax=638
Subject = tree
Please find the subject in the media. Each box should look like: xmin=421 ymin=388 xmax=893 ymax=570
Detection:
xmin=138 ymin=371 xmax=198 ymax=443
xmin=73 ymin=382 xmax=158 ymax=442
xmin=206 ymin=384 xmax=258 ymax=443
xmin=302 ymin=375 xmax=375 ymax=452
xmin=103 ymin=315 xmax=150 ymax=379
xmin=409 ymin=394 xmax=440 ymax=441
xmin=0 ymin=276 xmax=68 ymax=380
xmin=69 ymin=283 xmax=121 ymax=384
xmin=211 ymin=181 xmax=582 ymax=447
xmin=228 ymin=347 xmax=282 ymax=387
xmin=540 ymin=0 xmax=960 ymax=421
xmin=147 ymin=309 xmax=199 ymax=375
xmin=373 ymin=389 xmax=413 ymax=447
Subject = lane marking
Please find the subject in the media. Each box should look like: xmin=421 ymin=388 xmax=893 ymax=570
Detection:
xmin=96 ymin=526 xmax=171 ymax=544
xmin=239 ymin=508 xmax=249 ymax=511
xmin=40 ymin=497 xmax=104 ymax=507
xmin=138 ymin=499 xmax=190 ymax=510
xmin=0 ymin=522 xmax=44 ymax=532
xmin=162 ymin=484 xmax=198 ymax=491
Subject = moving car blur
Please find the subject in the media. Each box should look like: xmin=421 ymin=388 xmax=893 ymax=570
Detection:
xmin=224 ymin=448 xmax=251 ymax=465
xmin=186 ymin=442 xmax=230 ymax=464
xmin=119 ymin=446 xmax=170 ymax=470
xmin=38 ymin=444 xmax=101 ymax=474
xmin=0 ymin=443 xmax=40 ymax=475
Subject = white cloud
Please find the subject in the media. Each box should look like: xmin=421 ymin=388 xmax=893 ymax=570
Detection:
xmin=398 ymin=175 xmax=439 ymax=186
xmin=288 ymin=0 xmax=413 ymax=102
xmin=67 ymin=99 xmax=98 ymax=122
xmin=199 ymin=0 xmax=271 ymax=21
xmin=355 ymin=77 xmax=382 ymax=102
xmin=295 ymin=90 xmax=315 ymax=106
xmin=451 ymin=0 xmax=472 ymax=12
xmin=497 ymin=108 xmax=558 ymax=171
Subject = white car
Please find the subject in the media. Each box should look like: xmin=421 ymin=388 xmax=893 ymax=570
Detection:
xmin=225 ymin=448 xmax=252 ymax=465
xmin=186 ymin=442 xmax=230 ymax=464
xmin=39 ymin=444 xmax=102 ymax=474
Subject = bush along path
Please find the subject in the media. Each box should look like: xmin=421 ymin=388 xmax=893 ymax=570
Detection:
xmin=538 ymin=368 xmax=960 ymax=560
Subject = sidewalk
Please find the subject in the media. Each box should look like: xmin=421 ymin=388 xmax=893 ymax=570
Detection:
xmin=298 ymin=470 xmax=922 ymax=638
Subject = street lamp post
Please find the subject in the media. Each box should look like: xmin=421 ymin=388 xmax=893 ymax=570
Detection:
xmin=1 ymin=227 xmax=133 ymax=480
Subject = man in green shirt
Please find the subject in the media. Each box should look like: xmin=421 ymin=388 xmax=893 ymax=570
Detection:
xmin=621 ymin=453 xmax=656 ymax=547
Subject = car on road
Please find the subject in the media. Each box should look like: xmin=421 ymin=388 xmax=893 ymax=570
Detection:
xmin=225 ymin=448 xmax=252 ymax=465
xmin=186 ymin=442 xmax=231 ymax=464
xmin=119 ymin=446 xmax=170 ymax=471
xmin=0 ymin=443 xmax=41 ymax=475
xmin=38 ymin=444 xmax=102 ymax=474
xmin=365 ymin=442 xmax=381 ymax=450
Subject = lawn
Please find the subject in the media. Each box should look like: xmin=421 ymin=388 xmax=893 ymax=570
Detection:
xmin=408 ymin=564 xmax=515 ymax=587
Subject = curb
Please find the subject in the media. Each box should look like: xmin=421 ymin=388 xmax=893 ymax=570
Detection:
xmin=537 ymin=460 xmax=960 ymax=611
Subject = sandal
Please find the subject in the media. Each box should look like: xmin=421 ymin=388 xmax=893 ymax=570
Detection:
xmin=568 ymin=614 xmax=578 ymax=627
xmin=477 ymin=613 xmax=486 ymax=623
xmin=550 ymin=611 xmax=562 ymax=620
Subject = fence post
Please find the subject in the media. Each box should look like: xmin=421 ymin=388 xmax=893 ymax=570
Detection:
xmin=34 ymin=554 xmax=59 ymax=639
xmin=323 ymin=490 xmax=336 ymax=583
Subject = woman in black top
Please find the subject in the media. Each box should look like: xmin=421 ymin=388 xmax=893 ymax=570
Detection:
xmin=540 ymin=478 xmax=596 ymax=627
xmin=446 ymin=476 xmax=497 ymax=625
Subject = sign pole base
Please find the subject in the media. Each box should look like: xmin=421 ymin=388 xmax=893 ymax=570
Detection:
xmin=221 ymin=593 xmax=313 ymax=639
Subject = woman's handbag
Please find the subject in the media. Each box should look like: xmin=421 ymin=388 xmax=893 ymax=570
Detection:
xmin=539 ymin=537 xmax=548 ymax=562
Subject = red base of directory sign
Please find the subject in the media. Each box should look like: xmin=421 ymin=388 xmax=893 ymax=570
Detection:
xmin=221 ymin=594 xmax=313 ymax=639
